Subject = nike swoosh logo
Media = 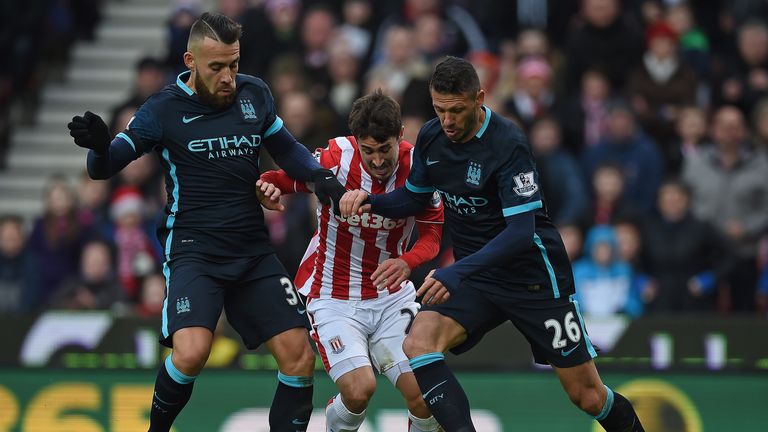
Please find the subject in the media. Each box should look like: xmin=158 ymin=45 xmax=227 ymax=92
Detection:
xmin=561 ymin=343 xmax=580 ymax=357
xmin=292 ymin=419 xmax=309 ymax=425
xmin=297 ymin=308 xmax=306 ymax=315
xmin=426 ymin=158 xmax=440 ymax=165
xmin=421 ymin=379 xmax=447 ymax=399
xmin=182 ymin=114 xmax=204 ymax=123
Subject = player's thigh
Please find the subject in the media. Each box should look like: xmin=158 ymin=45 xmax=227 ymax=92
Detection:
xmin=224 ymin=255 xmax=309 ymax=350
xmin=160 ymin=256 xmax=225 ymax=348
xmin=409 ymin=284 xmax=507 ymax=355
xmin=368 ymin=287 xmax=420 ymax=384
xmin=508 ymin=295 xmax=598 ymax=368
xmin=307 ymin=297 xmax=373 ymax=382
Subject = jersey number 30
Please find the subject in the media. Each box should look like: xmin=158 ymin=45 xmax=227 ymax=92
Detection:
xmin=544 ymin=312 xmax=582 ymax=349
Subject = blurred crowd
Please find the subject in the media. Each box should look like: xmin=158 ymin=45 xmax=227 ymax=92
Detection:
xmin=1 ymin=0 xmax=768 ymax=320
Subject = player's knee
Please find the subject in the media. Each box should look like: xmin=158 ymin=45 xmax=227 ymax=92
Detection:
xmin=568 ymin=386 xmax=604 ymax=415
xmin=340 ymin=379 xmax=375 ymax=413
xmin=171 ymin=346 xmax=210 ymax=375
xmin=402 ymin=333 xmax=433 ymax=359
xmin=280 ymin=341 xmax=316 ymax=376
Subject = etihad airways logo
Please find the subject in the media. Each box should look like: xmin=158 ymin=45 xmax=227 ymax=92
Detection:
xmin=437 ymin=190 xmax=489 ymax=215
xmin=188 ymin=134 xmax=261 ymax=159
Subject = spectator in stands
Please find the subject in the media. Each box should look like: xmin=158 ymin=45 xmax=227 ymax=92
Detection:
xmin=716 ymin=19 xmax=768 ymax=114
xmin=666 ymin=2 xmax=711 ymax=81
xmin=504 ymin=56 xmax=557 ymax=131
xmin=558 ymin=223 xmax=584 ymax=262
xmin=559 ymin=68 xmax=612 ymax=154
xmin=666 ymin=105 xmax=709 ymax=174
xmin=300 ymin=5 xmax=337 ymax=96
xmin=109 ymin=57 xmax=167 ymax=135
xmin=238 ymin=0 xmax=302 ymax=77
xmin=528 ymin=117 xmax=588 ymax=225
xmin=0 ymin=215 xmax=35 ymax=313
xmin=683 ymin=106 xmax=768 ymax=311
xmin=641 ymin=178 xmax=728 ymax=312
xmin=50 ymin=240 xmax=122 ymax=310
xmin=587 ymin=163 xmax=641 ymax=227
xmin=582 ymin=101 xmax=664 ymax=212
xmin=370 ymin=0 xmax=487 ymax=64
xmin=114 ymin=150 xmax=162 ymax=201
xmin=135 ymin=272 xmax=166 ymax=317
xmin=76 ymin=170 xmax=111 ymax=238
xmin=26 ymin=175 xmax=86 ymax=310
xmin=752 ymin=97 xmax=768 ymax=152
xmin=613 ymin=218 xmax=644 ymax=273
xmin=628 ymin=20 xmax=698 ymax=149
xmin=165 ymin=1 xmax=200 ymax=76
xmin=109 ymin=187 xmax=161 ymax=302
xmin=573 ymin=225 xmax=644 ymax=318
xmin=366 ymin=24 xmax=430 ymax=102
xmin=564 ymin=0 xmax=644 ymax=93
xmin=337 ymin=0 xmax=375 ymax=61
xmin=325 ymin=35 xmax=364 ymax=129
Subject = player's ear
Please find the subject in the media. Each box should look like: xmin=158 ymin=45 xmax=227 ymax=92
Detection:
xmin=183 ymin=51 xmax=195 ymax=71
xmin=399 ymin=125 xmax=404 ymax=141
xmin=476 ymin=89 xmax=485 ymax=106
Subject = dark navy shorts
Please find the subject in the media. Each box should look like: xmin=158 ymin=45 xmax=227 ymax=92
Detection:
xmin=424 ymin=283 xmax=597 ymax=368
xmin=160 ymin=253 xmax=309 ymax=349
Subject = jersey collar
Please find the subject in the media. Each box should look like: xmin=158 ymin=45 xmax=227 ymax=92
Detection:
xmin=176 ymin=71 xmax=195 ymax=96
xmin=475 ymin=106 xmax=491 ymax=139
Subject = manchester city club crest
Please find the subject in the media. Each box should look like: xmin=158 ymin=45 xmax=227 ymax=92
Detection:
xmin=176 ymin=297 xmax=191 ymax=314
xmin=328 ymin=335 xmax=345 ymax=354
xmin=239 ymin=99 xmax=258 ymax=121
xmin=465 ymin=160 xmax=482 ymax=187
xmin=513 ymin=171 xmax=539 ymax=197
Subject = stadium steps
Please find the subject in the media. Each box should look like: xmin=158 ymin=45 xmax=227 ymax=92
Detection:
xmin=1 ymin=0 xmax=173 ymax=221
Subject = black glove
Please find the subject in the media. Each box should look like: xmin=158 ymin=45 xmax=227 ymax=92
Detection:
xmin=311 ymin=168 xmax=346 ymax=215
xmin=67 ymin=111 xmax=111 ymax=153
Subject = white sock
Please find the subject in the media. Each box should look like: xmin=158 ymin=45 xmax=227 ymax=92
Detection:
xmin=408 ymin=411 xmax=440 ymax=432
xmin=325 ymin=394 xmax=366 ymax=432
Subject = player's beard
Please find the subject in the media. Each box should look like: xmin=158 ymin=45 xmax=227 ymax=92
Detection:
xmin=195 ymin=73 xmax=235 ymax=109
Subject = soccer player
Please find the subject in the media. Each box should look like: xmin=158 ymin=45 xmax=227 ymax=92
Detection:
xmin=260 ymin=90 xmax=444 ymax=432
xmin=339 ymin=57 xmax=645 ymax=432
xmin=66 ymin=12 xmax=346 ymax=432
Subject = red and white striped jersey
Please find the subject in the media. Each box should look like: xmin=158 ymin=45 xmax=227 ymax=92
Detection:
xmin=295 ymin=136 xmax=443 ymax=300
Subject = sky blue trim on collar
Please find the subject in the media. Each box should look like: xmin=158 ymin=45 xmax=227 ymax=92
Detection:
xmin=264 ymin=116 xmax=284 ymax=138
xmin=116 ymin=132 xmax=136 ymax=153
xmin=176 ymin=71 xmax=194 ymax=96
xmin=475 ymin=106 xmax=491 ymax=139
xmin=502 ymin=200 xmax=542 ymax=217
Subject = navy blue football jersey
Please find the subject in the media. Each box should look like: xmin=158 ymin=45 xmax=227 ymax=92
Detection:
xmin=406 ymin=106 xmax=574 ymax=299
xmin=122 ymin=72 xmax=282 ymax=258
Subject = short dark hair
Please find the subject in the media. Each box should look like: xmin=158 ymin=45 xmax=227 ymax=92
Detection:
xmin=348 ymin=89 xmax=402 ymax=143
xmin=429 ymin=56 xmax=480 ymax=96
xmin=188 ymin=12 xmax=242 ymax=46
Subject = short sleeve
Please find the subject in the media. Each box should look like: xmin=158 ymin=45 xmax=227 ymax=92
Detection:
xmin=497 ymin=134 xmax=543 ymax=219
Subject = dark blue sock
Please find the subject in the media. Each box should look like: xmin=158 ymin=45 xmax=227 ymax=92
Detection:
xmin=595 ymin=386 xmax=645 ymax=432
xmin=410 ymin=352 xmax=476 ymax=432
xmin=148 ymin=355 xmax=196 ymax=432
xmin=269 ymin=371 xmax=314 ymax=431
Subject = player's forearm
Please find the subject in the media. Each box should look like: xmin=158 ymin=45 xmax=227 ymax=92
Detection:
xmin=400 ymin=222 xmax=442 ymax=269
xmin=86 ymin=135 xmax=137 ymax=180
xmin=368 ymin=187 xmax=431 ymax=219
xmin=263 ymin=127 xmax=321 ymax=181
xmin=433 ymin=211 xmax=535 ymax=291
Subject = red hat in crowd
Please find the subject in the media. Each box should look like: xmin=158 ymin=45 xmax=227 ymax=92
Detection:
xmin=110 ymin=186 xmax=144 ymax=219
xmin=646 ymin=21 xmax=678 ymax=45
